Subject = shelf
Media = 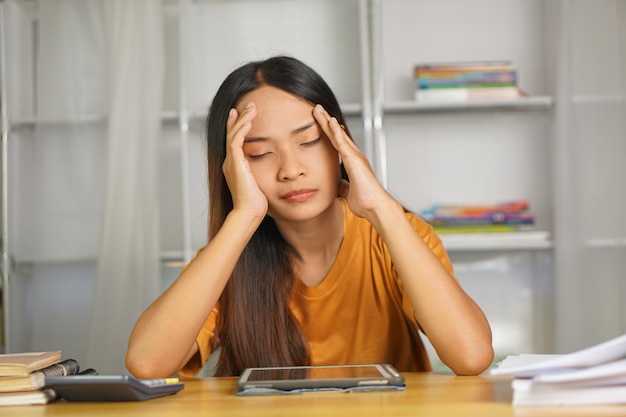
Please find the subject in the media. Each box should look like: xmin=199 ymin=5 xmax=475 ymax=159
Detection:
xmin=8 ymin=103 xmax=363 ymax=129
xmin=7 ymin=251 xmax=190 ymax=265
xmin=185 ymin=103 xmax=363 ymax=120
xmin=584 ymin=238 xmax=626 ymax=248
xmin=439 ymin=231 xmax=553 ymax=252
xmin=382 ymin=96 xmax=554 ymax=115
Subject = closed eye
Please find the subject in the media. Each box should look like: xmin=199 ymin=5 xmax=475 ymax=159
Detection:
xmin=301 ymin=137 xmax=321 ymax=147
xmin=243 ymin=141 xmax=273 ymax=159
xmin=248 ymin=151 xmax=272 ymax=159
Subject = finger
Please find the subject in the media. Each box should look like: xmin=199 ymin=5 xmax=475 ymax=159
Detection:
xmin=226 ymin=107 xmax=238 ymax=128
xmin=328 ymin=117 xmax=350 ymax=148
xmin=225 ymin=108 xmax=238 ymax=144
xmin=313 ymin=104 xmax=355 ymax=154
xmin=226 ymin=102 xmax=256 ymax=149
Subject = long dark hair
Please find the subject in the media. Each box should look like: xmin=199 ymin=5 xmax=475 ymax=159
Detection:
xmin=206 ymin=56 xmax=351 ymax=376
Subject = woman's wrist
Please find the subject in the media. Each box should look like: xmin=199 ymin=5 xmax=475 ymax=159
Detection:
xmin=366 ymin=196 xmax=405 ymax=233
xmin=224 ymin=208 xmax=265 ymax=236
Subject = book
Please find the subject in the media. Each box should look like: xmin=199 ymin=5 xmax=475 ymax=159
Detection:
xmin=0 ymin=373 xmax=45 ymax=393
xmin=422 ymin=200 xmax=530 ymax=217
xmin=0 ymin=351 xmax=61 ymax=377
xmin=415 ymin=86 xmax=521 ymax=102
xmin=433 ymin=224 xmax=534 ymax=234
xmin=490 ymin=333 xmax=626 ymax=406
xmin=0 ymin=359 xmax=80 ymax=392
xmin=424 ymin=211 xmax=535 ymax=227
xmin=417 ymin=75 xmax=517 ymax=89
xmin=0 ymin=388 xmax=57 ymax=406
xmin=422 ymin=199 xmax=537 ymax=235
xmin=413 ymin=60 xmax=523 ymax=103
xmin=414 ymin=60 xmax=516 ymax=76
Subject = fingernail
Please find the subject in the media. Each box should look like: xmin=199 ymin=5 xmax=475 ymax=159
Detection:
xmin=315 ymin=104 xmax=324 ymax=113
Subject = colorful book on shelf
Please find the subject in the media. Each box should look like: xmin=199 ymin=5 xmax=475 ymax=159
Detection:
xmin=416 ymin=72 xmax=517 ymax=88
xmin=422 ymin=199 xmax=530 ymax=217
xmin=414 ymin=61 xmax=517 ymax=82
xmin=414 ymin=60 xmax=522 ymax=103
xmin=417 ymin=76 xmax=517 ymax=89
xmin=422 ymin=199 xmax=539 ymax=234
xmin=424 ymin=211 xmax=535 ymax=227
xmin=433 ymin=224 xmax=534 ymax=234
xmin=415 ymin=86 xmax=521 ymax=103
xmin=414 ymin=60 xmax=515 ymax=74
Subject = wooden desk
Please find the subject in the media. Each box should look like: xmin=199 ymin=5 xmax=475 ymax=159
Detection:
xmin=4 ymin=373 xmax=626 ymax=416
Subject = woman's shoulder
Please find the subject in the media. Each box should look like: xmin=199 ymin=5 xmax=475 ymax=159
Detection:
xmin=341 ymin=198 xmax=449 ymax=262
xmin=403 ymin=209 xmax=448 ymax=251
xmin=339 ymin=197 xmax=435 ymax=236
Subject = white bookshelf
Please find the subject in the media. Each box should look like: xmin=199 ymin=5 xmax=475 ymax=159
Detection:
xmin=439 ymin=231 xmax=552 ymax=252
xmin=8 ymin=102 xmax=364 ymax=129
xmin=370 ymin=0 xmax=558 ymax=361
xmin=383 ymin=96 xmax=554 ymax=115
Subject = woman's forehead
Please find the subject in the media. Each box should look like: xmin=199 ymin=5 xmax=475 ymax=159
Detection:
xmin=239 ymin=86 xmax=318 ymax=138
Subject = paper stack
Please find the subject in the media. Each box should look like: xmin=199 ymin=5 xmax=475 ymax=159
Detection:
xmin=490 ymin=333 xmax=626 ymax=406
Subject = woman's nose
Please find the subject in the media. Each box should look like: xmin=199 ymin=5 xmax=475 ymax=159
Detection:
xmin=277 ymin=151 xmax=306 ymax=181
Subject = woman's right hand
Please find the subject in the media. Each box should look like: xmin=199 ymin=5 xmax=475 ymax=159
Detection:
xmin=222 ymin=102 xmax=268 ymax=222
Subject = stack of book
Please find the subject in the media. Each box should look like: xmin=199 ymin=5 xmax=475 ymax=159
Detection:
xmin=420 ymin=199 xmax=536 ymax=235
xmin=490 ymin=333 xmax=626 ymax=406
xmin=0 ymin=351 xmax=81 ymax=406
xmin=414 ymin=60 xmax=523 ymax=103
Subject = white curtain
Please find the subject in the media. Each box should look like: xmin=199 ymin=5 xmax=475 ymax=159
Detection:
xmin=85 ymin=0 xmax=164 ymax=373
xmin=5 ymin=0 xmax=163 ymax=373
xmin=25 ymin=2 xmax=108 ymax=262
xmin=8 ymin=0 xmax=109 ymax=360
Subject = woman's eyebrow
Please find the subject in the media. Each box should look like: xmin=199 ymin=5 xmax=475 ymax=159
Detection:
xmin=244 ymin=121 xmax=317 ymax=143
xmin=292 ymin=121 xmax=316 ymax=135
xmin=243 ymin=137 xmax=266 ymax=143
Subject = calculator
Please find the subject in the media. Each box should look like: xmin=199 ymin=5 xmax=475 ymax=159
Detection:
xmin=45 ymin=375 xmax=184 ymax=402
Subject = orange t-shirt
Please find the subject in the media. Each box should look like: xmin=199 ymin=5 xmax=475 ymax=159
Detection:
xmin=180 ymin=198 xmax=455 ymax=376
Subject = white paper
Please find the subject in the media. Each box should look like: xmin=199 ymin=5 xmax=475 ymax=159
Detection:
xmin=490 ymin=333 xmax=626 ymax=376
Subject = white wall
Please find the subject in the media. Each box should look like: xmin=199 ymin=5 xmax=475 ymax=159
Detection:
xmin=2 ymin=0 xmax=624 ymax=367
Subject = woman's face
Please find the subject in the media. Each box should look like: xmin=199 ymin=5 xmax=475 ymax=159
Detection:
xmin=235 ymin=85 xmax=341 ymax=223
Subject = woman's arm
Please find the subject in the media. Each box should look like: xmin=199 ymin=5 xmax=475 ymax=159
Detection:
xmin=367 ymin=203 xmax=494 ymax=375
xmin=125 ymin=211 xmax=261 ymax=378
xmin=314 ymin=105 xmax=494 ymax=375
xmin=126 ymin=103 xmax=267 ymax=378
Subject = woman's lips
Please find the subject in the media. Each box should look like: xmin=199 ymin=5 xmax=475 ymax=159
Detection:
xmin=281 ymin=189 xmax=316 ymax=202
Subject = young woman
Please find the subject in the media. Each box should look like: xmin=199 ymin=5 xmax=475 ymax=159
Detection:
xmin=125 ymin=56 xmax=494 ymax=378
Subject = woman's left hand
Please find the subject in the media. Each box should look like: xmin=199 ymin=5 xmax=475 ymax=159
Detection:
xmin=313 ymin=104 xmax=396 ymax=220
xmin=314 ymin=106 xmax=494 ymax=376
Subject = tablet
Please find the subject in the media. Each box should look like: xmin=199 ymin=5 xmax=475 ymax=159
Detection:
xmin=237 ymin=364 xmax=405 ymax=395
xmin=45 ymin=375 xmax=184 ymax=402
